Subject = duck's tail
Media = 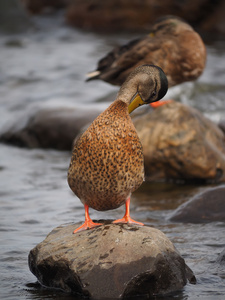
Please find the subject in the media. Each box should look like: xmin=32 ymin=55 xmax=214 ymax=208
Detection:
xmin=86 ymin=70 xmax=101 ymax=82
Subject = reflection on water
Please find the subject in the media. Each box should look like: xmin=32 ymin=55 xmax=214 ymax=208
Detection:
xmin=0 ymin=10 xmax=225 ymax=300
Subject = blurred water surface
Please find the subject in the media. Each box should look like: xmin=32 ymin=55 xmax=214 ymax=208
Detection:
xmin=0 ymin=11 xmax=225 ymax=300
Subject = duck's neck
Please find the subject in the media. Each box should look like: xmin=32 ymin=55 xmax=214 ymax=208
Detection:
xmin=117 ymin=77 xmax=138 ymax=106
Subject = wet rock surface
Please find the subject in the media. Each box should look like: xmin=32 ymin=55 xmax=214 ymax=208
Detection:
xmin=29 ymin=222 xmax=196 ymax=299
xmin=133 ymin=101 xmax=225 ymax=182
xmin=169 ymin=185 xmax=225 ymax=223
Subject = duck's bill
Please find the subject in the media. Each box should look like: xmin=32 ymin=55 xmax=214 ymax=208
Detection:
xmin=128 ymin=94 xmax=145 ymax=114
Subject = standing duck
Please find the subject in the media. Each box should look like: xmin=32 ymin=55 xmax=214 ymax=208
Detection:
xmin=86 ymin=16 xmax=206 ymax=88
xmin=68 ymin=65 xmax=168 ymax=233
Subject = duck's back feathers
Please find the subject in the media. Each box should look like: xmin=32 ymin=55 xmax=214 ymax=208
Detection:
xmin=86 ymin=16 xmax=206 ymax=87
xmin=68 ymin=100 xmax=144 ymax=211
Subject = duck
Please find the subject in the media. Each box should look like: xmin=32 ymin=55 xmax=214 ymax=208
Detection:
xmin=68 ymin=64 xmax=168 ymax=233
xmin=86 ymin=16 xmax=206 ymax=89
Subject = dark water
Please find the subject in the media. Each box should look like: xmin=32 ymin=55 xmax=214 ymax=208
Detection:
xmin=0 ymin=10 xmax=225 ymax=300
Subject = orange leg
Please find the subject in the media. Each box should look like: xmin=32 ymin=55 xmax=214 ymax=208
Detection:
xmin=150 ymin=99 xmax=173 ymax=108
xmin=113 ymin=197 xmax=144 ymax=226
xmin=73 ymin=204 xmax=103 ymax=234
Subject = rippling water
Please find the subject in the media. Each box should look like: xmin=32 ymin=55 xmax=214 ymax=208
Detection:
xmin=0 ymin=11 xmax=225 ymax=300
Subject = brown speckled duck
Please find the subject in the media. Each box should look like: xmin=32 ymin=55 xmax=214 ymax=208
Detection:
xmin=68 ymin=65 xmax=168 ymax=233
xmin=86 ymin=16 xmax=206 ymax=88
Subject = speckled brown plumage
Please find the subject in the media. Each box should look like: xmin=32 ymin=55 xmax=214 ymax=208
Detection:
xmin=68 ymin=64 xmax=168 ymax=233
xmin=86 ymin=16 xmax=206 ymax=87
xmin=68 ymin=100 xmax=144 ymax=211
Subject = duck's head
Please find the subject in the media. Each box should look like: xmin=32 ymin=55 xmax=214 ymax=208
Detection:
xmin=150 ymin=15 xmax=193 ymax=37
xmin=117 ymin=64 xmax=168 ymax=113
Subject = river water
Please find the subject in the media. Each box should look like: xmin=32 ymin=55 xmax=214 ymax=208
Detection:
xmin=0 ymin=11 xmax=225 ymax=300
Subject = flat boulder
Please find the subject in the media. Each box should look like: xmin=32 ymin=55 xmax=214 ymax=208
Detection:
xmin=133 ymin=101 xmax=225 ymax=182
xmin=28 ymin=222 xmax=196 ymax=299
xmin=169 ymin=185 xmax=225 ymax=223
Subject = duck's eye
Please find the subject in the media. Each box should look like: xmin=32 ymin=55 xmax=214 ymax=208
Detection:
xmin=151 ymin=91 xmax=156 ymax=98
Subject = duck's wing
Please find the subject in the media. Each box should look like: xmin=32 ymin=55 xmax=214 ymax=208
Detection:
xmin=97 ymin=38 xmax=141 ymax=72
xmin=86 ymin=36 xmax=161 ymax=85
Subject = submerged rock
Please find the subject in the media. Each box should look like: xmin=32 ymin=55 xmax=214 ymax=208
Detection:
xmin=169 ymin=185 xmax=225 ymax=223
xmin=28 ymin=222 xmax=196 ymax=299
xmin=133 ymin=101 xmax=225 ymax=182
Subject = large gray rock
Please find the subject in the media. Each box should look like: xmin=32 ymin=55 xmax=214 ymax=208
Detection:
xmin=28 ymin=222 xmax=196 ymax=299
xmin=133 ymin=101 xmax=225 ymax=182
xmin=169 ymin=185 xmax=225 ymax=223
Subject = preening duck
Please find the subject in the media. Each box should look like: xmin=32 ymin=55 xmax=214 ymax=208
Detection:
xmin=68 ymin=64 xmax=168 ymax=233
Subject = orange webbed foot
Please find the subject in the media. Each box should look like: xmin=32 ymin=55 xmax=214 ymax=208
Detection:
xmin=73 ymin=204 xmax=103 ymax=234
xmin=150 ymin=99 xmax=174 ymax=108
xmin=112 ymin=197 xmax=144 ymax=226
xmin=73 ymin=219 xmax=103 ymax=234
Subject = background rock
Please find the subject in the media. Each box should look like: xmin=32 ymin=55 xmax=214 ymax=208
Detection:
xmin=1 ymin=101 xmax=225 ymax=183
xmin=0 ymin=107 xmax=100 ymax=150
xmin=133 ymin=101 xmax=225 ymax=182
xmin=169 ymin=185 xmax=225 ymax=223
xmin=29 ymin=222 xmax=196 ymax=298
xmin=22 ymin=0 xmax=225 ymax=36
